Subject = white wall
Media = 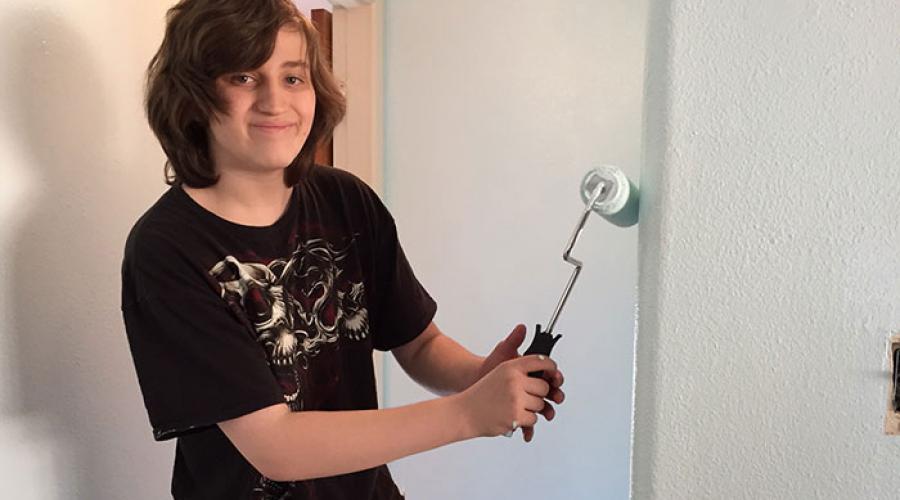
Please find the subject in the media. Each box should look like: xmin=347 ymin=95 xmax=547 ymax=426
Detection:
xmin=0 ymin=1 xmax=179 ymax=498
xmin=382 ymin=1 xmax=647 ymax=499
xmin=632 ymin=1 xmax=900 ymax=499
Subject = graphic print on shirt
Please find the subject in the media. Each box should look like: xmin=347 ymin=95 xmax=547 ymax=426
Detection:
xmin=208 ymin=234 xmax=369 ymax=411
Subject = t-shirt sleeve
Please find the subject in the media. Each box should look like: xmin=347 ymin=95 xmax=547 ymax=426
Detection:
xmin=121 ymin=227 xmax=285 ymax=441
xmin=366 ymin=195 xmax=438 ymax=352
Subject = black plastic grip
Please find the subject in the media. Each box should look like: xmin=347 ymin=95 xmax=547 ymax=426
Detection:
xmin=522 ymin=323 xmax=562 ymax=379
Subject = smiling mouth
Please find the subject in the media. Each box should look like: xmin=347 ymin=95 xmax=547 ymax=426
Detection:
xmin=252 ymin=124 xmax=295 ymax=133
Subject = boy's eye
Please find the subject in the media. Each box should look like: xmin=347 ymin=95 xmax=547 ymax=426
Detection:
xmin=230 ymin=74 xmax=254 ymax=85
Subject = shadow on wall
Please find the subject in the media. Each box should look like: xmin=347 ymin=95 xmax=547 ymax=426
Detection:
xmin=1 ymin=8 xmax=163 ymax=499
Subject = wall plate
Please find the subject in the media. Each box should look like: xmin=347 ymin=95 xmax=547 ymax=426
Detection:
xmin=885 ymin=334 xmax=900 ymax=435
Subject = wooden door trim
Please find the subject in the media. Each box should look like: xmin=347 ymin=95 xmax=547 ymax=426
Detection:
xmin=332 ymin=1 xmax=383 ymax=194
xmin=330 ymin=0 xmax=386 ymax=404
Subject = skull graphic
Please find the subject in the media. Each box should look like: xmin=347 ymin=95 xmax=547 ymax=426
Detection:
xmin=208 ymin=235 xmax=369 ymax=411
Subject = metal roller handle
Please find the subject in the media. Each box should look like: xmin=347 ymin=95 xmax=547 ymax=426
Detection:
xmin=523 ymin=176 xmax=610 ymax=377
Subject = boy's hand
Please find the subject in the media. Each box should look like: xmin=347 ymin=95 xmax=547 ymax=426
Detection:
xmin=475 ymin=324 xmax=566 ymax=442
xmin=476 ymin=324 xmax=527 ymax=381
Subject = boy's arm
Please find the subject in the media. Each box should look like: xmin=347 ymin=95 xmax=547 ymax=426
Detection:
xmin=391 ymin=321 xmax=486 ymax=395
xmin=391 ymin=322 xmax=565 ymax=444
xmin=218 ymin=342 xmax=564 ymax=481
xmin=219 ymin=395 xmax=471 ymax=482
xmin=393 ymin=321 xmax=539 ymax=397
xmin=218 ymin=323 xmax=488 ymax=482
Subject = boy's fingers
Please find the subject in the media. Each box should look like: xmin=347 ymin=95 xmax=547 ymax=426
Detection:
xmin=524 ymin=377 xmax=551 ymax=398
xmin=549 ymin=388 xmax=565 ymax=404
xmin=520 ymin=354 xmax=557 ymax=374
xmin=540 ymin=402 xmax=556 ymax=421
xmin=540 ymin=368 xmax=564 ymax=388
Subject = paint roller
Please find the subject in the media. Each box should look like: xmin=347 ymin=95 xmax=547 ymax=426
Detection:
xmin=523 ymin=165 xmax=640 ymax=377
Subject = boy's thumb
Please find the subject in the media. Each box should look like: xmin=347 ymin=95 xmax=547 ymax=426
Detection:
xmin=506 ymin=324 xmax=527 ymax=349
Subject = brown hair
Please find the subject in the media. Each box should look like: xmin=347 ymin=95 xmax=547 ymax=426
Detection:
xmin=144 ymin=0 xmax=346 ymax=187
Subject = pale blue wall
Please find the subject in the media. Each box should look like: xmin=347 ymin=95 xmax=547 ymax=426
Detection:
xmin=382 ymin=1 xmax=648 ymax=498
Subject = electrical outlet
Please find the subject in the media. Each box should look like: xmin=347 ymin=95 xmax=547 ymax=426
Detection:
xmin=885 ymin=334 xmax=900 ymax=435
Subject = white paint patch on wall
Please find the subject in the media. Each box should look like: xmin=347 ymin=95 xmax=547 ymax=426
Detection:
xmin=632 ymin=1 xmax=900 ymax=499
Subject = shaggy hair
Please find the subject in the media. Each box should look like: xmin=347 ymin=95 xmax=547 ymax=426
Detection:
xmin=145 ymin=0 xmax=345 ymax=187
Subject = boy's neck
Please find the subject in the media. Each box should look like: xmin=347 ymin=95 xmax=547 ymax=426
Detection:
xmin=183 ymin=171 xmax=294 ymax=227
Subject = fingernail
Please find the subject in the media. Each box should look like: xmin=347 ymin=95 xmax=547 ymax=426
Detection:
xmin=538 ymin=355 xmax=545 ymax=360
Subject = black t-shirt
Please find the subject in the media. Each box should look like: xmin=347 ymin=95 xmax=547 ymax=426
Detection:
xmin=120 ymin=165 xmax=437 ymax=499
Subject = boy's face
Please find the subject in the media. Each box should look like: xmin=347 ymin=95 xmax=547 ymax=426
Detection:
xmin=208 ymin=27 xmax=315 ymax=180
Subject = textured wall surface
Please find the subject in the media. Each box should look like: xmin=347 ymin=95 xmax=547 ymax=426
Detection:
xmin=632 ymin=1 xmax=900 ymax=498
xmin=382 ymin=1 xmax=647 ymax=498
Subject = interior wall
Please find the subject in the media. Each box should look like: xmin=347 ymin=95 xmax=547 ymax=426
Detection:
xmin=297 ymin=0 xmax=333 ymax=16
xmin=632 ymin=1 xmax=900 ymax=498
xmin=0 ymin=1 xmax=180 ymax=498
xmin=382 ymin=1 xmax=647 ymax=498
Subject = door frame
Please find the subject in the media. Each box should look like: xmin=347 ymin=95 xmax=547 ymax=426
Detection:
xmin=330 ymin=0 xmax=388 ymax=403
xmin=331 ymin=0 xmax=383 ymax=194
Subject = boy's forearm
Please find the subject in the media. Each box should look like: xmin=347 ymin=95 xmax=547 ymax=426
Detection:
xmin=405 ymin=334 xmax=485 ymax=396
xmin=271 ymin=394 xmax=472 ymax=481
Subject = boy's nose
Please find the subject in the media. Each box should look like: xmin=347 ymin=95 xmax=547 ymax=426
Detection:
xmin=254 ymin=83 xmax=287 ymax=114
